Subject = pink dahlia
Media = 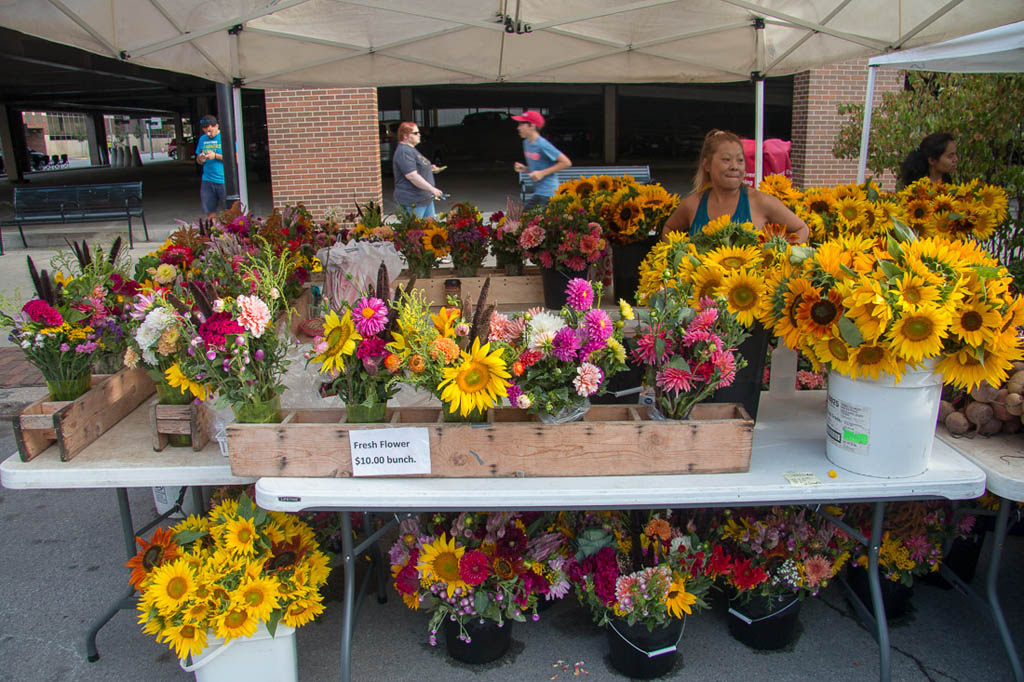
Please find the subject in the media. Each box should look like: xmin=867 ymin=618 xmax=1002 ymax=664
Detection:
xmin=236 ymin=295 xmax=271 ymax=338
xmin=564 ymin=256 xmax=587 ymax=272
xmin=519 ymin=224 xmax=545 ymax=250
xmin=551 ymin=327 xmax=581 ymax=362
xmin=711 ymin=349 xmax=737 ymax=388
xmin=690 ymin=306 xmax=718 ymax=333
xmin=353 ymin=297 xmax=388 ymax=336
xmin=573 ymin=362 xmax=604 ymax=397
xmin=582 ymin=309 xmax=613 ymax=350
xmin=565 ymin=278 xmax=594 ymax=311
xmin=803 ymin=555 xmax=832 ymax=587
xmin=657 ymin=366 xmax=694 ymax=394
xmin=459 ymin=550 xmax=491 ymax=586
xmin=537 ymin=250 xmax=553 ymax=268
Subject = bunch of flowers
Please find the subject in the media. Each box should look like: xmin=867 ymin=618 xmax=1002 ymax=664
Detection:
xmin=487 ymin=198 xmax=526 ymax=269
xmin=489 ymin=278 xmax=628 ymax=418
xmin=306 ymin=273 xmax=401 ymax=415
xmin=176 ymin=242 xmax=296 ymax=415
xmin=637 ymin=215 xmax=794 ymax=328
xmin=842 ymin=502 xmax=972 ymax=586
xmin=553 ymin=175 xmax=681 ymax=245
xmin=896 ymin=177 xmax=1010 ymax=241
xmin=123 ymin=289 xmax=208 ymax=401
xmin=759 ymin=175 xmax=900 ymax=242
xmin=518 ymin=206 xmax=607 ymax=273
xmin=388 ymin=512 xmax=549 ymax=645
xmin=709 ymin=506 xmax=853 ymax=603
xmin=443 ymin=202 xmax=488 ymax=273
xmin=564 ymin=510 xmax=714 ymax=631
xmin=390 ymin=209 xmax=447 ymax=276
xmin=347 ymin=200 xmax=394 ymax=242
xmin=633 ymin=290 xmax=748 ymax=419
xmin=128 ymin=494 xmax=330 ymax=660
xmin=763 ymin=227 xmax=1024 ymax=390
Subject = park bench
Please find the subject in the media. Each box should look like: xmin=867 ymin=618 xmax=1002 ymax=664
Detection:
xmin=0 ymin=181 xmax=149 ymax=254
xmin=518 ymin=165 xmax=653 ymax=204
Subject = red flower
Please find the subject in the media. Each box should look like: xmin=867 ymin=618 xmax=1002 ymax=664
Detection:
xmin=22 ymin=299 xmax=63 ymax=326
xmin=394 ymin=548 xmax=420 ymax=595
xmin=519 ymin=349 xmax=543 ymax=368
xmin=706 ymin=545 xmax=733 ymax=577
xmin=731 ymin=557 xmax=769 ymax=591
xmin=458 ymin=550 xmax=491 ymax=586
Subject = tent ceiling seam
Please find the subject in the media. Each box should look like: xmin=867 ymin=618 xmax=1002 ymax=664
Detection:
xmin=333 ymin=0 xmax=502 ymax=32
xmin=148 ymin=0 xmax=229 ymax=80
xmin=889 ymin=0 xmax=965 ymax=50
xmin=763 ymin=0 xmax=854 ymax=73
xmin=530 ymin=0 xmax=680 ymax=31
xmin=46 ymin=0 xmax=119 ymax=58
xmin=719 ymin=0 xmax=888 ymax=50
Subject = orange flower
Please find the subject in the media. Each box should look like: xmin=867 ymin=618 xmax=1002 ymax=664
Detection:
xmin=512 ymin=361 xmax=524 ymax=376
xmin=383 ymin=353 xmax=401 ymax=372
xmin=126 ymin=527 xmax=180 ymax=589
xmin=409 ymin=354 xmax=426 ymax=373
xmin=644 ymin=518 xmax=672 ymax=542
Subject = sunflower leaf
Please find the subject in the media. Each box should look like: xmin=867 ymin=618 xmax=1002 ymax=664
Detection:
xmin=878 ymin=260 xmax=903 ymax=281
xmin=266 ymin=609 xmax=282 ymax=637
xmin=789 ymin=246 xmax=815 ymax=264
xmin=237 ymin=493 xmax=254 ymax=519
xmin=890 ymin=219 xmax=917 ymax=243
xmin=840 ymin=264 xmax=858 ymax=278
xmin=886 ymin=234 xmax=904 ymax=261
xmin=838 ymin=316 xmax=864 ymax=347
xmin=174 ymin=529 xmax=208 ymax=545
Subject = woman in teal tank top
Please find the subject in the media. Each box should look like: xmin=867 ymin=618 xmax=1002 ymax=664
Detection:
xmin=662 ymin=130 xmax=808 ymax=243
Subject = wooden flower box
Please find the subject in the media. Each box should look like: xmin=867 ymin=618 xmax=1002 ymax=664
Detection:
xmin=13 ymin=367 xmax=155 ymax=462
xmin=394 ymin=266 xmax=544 ymax=309
xmin=149 ymin=399 xmax=214 ymax=452
xmin=225 ymin=403 xmax=753 ymax=478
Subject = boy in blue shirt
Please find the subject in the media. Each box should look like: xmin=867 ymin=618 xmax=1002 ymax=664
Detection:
xmin=512 ymin=110 xmax=572 ymax=210
xmin=195 ymin=115 xmax=226 ymax=217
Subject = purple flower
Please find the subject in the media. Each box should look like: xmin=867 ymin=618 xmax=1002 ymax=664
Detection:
xmin=254 ymin=349 xmax=265 ymax=361
xmin=353 ymin=297 xmax=389 ymax=336
xmin=551 ymin=327 xmax=581 ymax=362
xmin=59 ymin=343 xmax=70 ymax=352
xmin=506 ymin=383 xmax=522 ymax=406
xmin=355 ymin=335 xmax=389 ymax=360
xmin=565 ymin=278 xmax=594 ymax=311
xmin=206 ymin=350 xmax=217 ymax=361
xmin=581 ymin=308 xmax=612 ymax=354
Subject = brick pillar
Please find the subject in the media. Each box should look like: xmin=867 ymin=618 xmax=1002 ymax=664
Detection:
xmin=790 ymin=58 xmax=902 ymax=190
xmin=265 ymin=88 xmax=381 ymax=220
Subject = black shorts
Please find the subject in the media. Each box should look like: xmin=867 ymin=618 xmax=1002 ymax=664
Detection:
xmin=200 ymin=181 xmax=226 ymax=214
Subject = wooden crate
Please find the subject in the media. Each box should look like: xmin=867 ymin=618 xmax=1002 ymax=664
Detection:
xmin=149 ymin=399 xmax=214 ymax=452
xmin=394 ymin=266 xmax=544 ymax=308
xmin=226 ymin=403 xmax=753 ymax=478
xmin=13 ymin=367 xmax=156 ymax=462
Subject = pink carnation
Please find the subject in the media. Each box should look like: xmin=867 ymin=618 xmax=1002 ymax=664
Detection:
xmin=236 ymin=295 xmax=272 ymax=338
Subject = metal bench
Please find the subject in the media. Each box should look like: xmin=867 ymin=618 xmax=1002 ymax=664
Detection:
xmin=0 ymin=181 xmax=149 ymax=254
xmin=518 ymin=165 xmax=653 ymax=203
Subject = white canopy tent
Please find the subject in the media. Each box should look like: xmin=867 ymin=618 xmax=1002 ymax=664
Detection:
xmin=2 ymin=1 xmax=1022 ymax=196
xmin=856 ymin=20 xmax=1024 ymax=182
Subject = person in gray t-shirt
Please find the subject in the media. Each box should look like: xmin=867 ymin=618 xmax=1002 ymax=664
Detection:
xmin=393 ymin=122 xmax=444 ymax=218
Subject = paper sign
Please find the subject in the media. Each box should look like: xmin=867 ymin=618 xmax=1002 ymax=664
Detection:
xmin=784 ymin=472 xmax=822 ymax=487
xmin=349 ymin=427 xmax=431 ymax=477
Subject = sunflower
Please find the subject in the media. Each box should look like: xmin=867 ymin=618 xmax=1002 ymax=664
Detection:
xmin=810 ymin=332 xmax=854 ymax=375
xmin=215 ymin=606 xmax=259 ymax=641
xmin=611 ymin=199 xmax=644 ymax=237
xmin=438 ymin=338 xmax=510 ymax=416
xmin=574 ymin=179 xmax=597 ymax=199
xmin=311 ymin=310 xmax=360 ymax=374
xmin=796 ymin=288 xmax=844 ymax=339
xmin=893 ymin=272 xmax=940 ymax=308
xmin=758 ymin=173 xmax=795 ymax=200
xmin=774 ymin=276 xmax=818 ymax=349
xmin=840 ymin=278 xmax=892 ymax=343
xmin=149 ymin=559 xmax=197 ymax=615
xmin=705 ymin=245 xmax=762 ymax=271
xmin=160 ymin=623 xmax=208 ymax=660
xmin=421 ymin=224 xmax=450 ymax=257
xmin=886 ymin=304 xmax=950 ymax=363
xmin=223 ymin=516 xmax=259 ymax=556
xmin=977 ymin=183 xmax=1009 ymax=221
xmin=638 ymin=184 xmax=676 ymax=212
xmin=233 ymin=577 xmax=281 ymax=622
xmin=936 ymin=347 xmax=1013 ymax=391
xmin=904 ymin=199 xmax=933 ymax=226
xmin=282 ymin=597 xmax=325 ymax=628
xmin=690 ymin=265 xmax=725 ymax=303
xmin=848 ymin=343 xmax=904 ymax=382
xmin=834 ymin=196 xmax=870 ymax=231
xmin=664 ymin=574 xmax=698 ymax=618
xmin=127 ymin=527 xmax=180 ymax=589
xmin=948 ymin=300 xmax=1001 ymax=347
xmin=594 ymin=175 xmax=616 ymax=192
xmin=417 ymin=534 xmax=468 ymax=598
xmin=720 ymin=269 xmax=766 ymax=327
xmin=802 ymin=188 xmax=835 ymax=215
xmin=812 ymin=242 xmax=849 ymax=278
xmin=164 ymin=363 xmax=209 ymax=402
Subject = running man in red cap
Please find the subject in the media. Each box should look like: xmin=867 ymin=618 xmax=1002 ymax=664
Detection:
xmin=512 ymin=110 xmax=572 ymax=210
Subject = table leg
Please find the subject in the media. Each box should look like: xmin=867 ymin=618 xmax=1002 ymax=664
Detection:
xmin=340 ymin=511 xmax=355 ymax=682
xmin=867 ymin=501 xmax=891 ymax=682
xmin=987 ymin=498 xmax=1023 ymax=682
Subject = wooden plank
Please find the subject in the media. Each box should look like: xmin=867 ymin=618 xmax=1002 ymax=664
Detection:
xmin=190 ymin=403 xmax=213 ymax=452
xmin=394 ymin=267 xmax=544 ymax=308
xmin=54 ymin=367 xmax=156 ymax=461
xmin=149 ymin=397 xmax=168 ymax=452
xmin=226 ymin=404 xmax=753 ymax=478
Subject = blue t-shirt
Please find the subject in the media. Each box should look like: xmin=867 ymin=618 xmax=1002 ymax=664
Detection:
xmin=522 ymin=136 xmax=563 ymax=198
xmin=196 ymin=133 xmax=225 ymax=184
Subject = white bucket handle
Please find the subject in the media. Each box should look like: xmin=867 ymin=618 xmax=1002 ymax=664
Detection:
xmin=179 ymin=637 xmax=237 ymax=673
xmin=728 ymin=595 xmax=800 ymax=625
xmin=608 ymin=617 xmax=686 ymax=658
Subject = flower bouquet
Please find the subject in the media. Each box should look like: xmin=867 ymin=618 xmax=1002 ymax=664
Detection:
xmin=553 ymin=175 xmax=680 ymax=246
xmin=306 ymin=269 xmax=402 ymax=423
xmin=489 ymin=278 xmax=628 ymax=421
xmin=391 ymin=209 xmax=447 ymax=278
xmin=487 ymin=198 xmax=526 ymax=275
xmin=388 ymin=512 xmax=545 ymax=662
xmin=632 ymin=290 xmax=748 ymax=420
xmin=443 ymin=201 xmax=488 ymax=276
xmin=519 ymin=207 xmax=607 ymax=274
xmin=128 ymin=493 xmax=330 ymax=661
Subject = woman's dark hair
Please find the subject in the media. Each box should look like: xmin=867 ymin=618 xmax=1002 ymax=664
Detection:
xmin=899 ymin=132 xmax=954 ymax=186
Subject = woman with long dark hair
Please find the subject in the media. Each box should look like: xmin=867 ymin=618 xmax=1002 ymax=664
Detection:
xmin=899 ymin=132 xmax=957 ymax=187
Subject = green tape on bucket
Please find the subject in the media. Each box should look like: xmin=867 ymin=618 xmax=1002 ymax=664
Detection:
xmin=843 ymin=429 xmax=868 ymax=445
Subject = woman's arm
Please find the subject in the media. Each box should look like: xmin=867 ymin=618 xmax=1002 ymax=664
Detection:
xmin=757 ymin=192 xmax=809 ymax=243
xmin=661 ymin=195 xmax=695 ymax=237
xmin=404 ymin=170 xmax=443 ymax=198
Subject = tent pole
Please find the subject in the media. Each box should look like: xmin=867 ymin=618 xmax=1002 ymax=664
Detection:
xmin=753 ymin=17 xmax=765 ymax=186
xmin=230 ymin=28 xmax=249 ymax=210
xmin=856 ymin=65 xmax=877 ymax=184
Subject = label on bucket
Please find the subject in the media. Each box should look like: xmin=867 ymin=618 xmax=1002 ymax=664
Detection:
xmin=350 ymin=427 xmax=430 ymax=476
xmin=826 ymin=395 xmax=870 ymax=455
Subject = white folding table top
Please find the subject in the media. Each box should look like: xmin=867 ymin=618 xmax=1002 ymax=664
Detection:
xmin=936 ymin=428 xmax=1024 ymax=502
xmin=256 ymin=392 xmax=985 ymax=513
xmin=1 ymin=404 xmax=254 ymax=489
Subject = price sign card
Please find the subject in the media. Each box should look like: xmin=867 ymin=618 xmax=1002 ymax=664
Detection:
xmin=349 ymin=427 xmax=431 ymax=477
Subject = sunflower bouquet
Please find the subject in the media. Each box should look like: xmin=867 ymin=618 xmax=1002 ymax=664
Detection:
xmin=489 ymin=278 xmax=629 ymax=420
xmin=709 ymin=506 xmax=853 ymax=604
xmin=896 ymin=177 xmax=1010 ymax=241
xmin=563 ymin=510 xmax=714 ymax=631
xmin=306 ymin=272 xmax=402 ymax=422
xmin=518 ymin=206 xmax=608 ymax=273
xmin=759 ymin=174 xmax=899 ymax=243
xmin=763 ymin=228 xmax=1024 ymax=390
xmin=552 ymin=175 xmax=680 ymax=246
xmin=346 ymin=199 xmax=394 ymax=242
xmin=128 ymin=493 xmax=331 ymax=660
xmin=633 ymin=290 xmax=748 ymax=420
xmin=443 ymin=201 xmax=488 ymax=275
xmin=388 ymin=511 xmax=545 ymax=646
xmin=390 ymin=209 xmax=447 ymax=278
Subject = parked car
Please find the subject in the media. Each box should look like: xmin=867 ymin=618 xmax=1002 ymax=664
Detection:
xmin=426 ymin=111 xmax=521 ymax=164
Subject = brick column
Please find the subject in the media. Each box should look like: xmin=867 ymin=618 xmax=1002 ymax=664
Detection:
xmin=265 ymin=88 xmax=381 ymax=220
xmin=790 ymin=58 xmax=903 ymax=190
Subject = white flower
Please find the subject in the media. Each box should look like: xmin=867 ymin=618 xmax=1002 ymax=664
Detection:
xmin=269 ymin=287 xmax=280 ymax=300
xmin=516 ymin=394 xmax=532 ymax=409
xmin=529 ymin=311 xmax=565 ymax=340
xmin=212 ymin=299 xmax=225 ymax=313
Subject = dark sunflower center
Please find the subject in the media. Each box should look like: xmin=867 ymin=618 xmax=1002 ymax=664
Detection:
xmin=142 ymin=546 xmax=164 ymax=571
xmin=827 ymin=337 xmax=849 ymax=361
xmin=857 ymin=346 xmax=885 ymax=365
xmin=225 ymin=609 xmax=248 ymax=628
xmin=810 ymin=300 xmax=839 ymax=326
xmin=268 ymin=551 xmax=297 ymax=570
xmin=166 ymin=576 xmax=189 ymax=600
xmin=961 ymin=311 xmax=983 ymax=331
xmin=903 ymin=286 xmax=922 ymax=304
xmin=809 ymin=200 xmax=829 ymax=213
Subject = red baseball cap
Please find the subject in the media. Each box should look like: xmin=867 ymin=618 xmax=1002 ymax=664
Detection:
xmin=512 ymin=110 xmax=545 ymax=128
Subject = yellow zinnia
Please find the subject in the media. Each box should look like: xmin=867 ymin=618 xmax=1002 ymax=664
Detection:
xmin=438 ymin=338 xmax=510 ymax=417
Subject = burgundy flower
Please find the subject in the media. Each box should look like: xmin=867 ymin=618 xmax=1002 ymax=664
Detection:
xmin=23 ymin=299 xmax=63 ymax=326
xmin=458 ymin=550 xmax=491 ymax=586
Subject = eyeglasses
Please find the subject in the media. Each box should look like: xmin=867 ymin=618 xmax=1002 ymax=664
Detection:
xmin=410 ymin=130 xmax=421 ymax=135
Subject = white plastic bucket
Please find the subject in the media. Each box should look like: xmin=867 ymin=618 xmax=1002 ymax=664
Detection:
xmin=181 ymin=623 xmax=297 ymax=682
xmin=825 ymin=361 xmax=942 ymax=478
xmin=152 ymin=486 xmax=200 ymax=519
